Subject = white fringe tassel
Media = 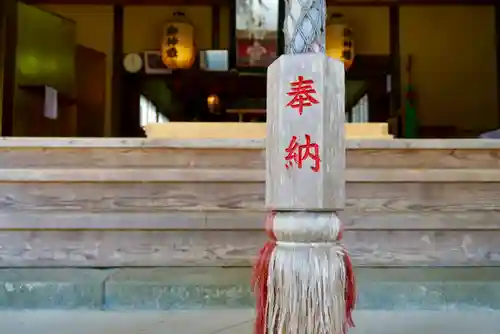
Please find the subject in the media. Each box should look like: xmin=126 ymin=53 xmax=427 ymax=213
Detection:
xmin=267 ymin=213 xmax=347 ymax=334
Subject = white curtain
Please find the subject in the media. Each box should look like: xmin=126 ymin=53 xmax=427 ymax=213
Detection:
xmin=350 ymin=94 xmax=368 ymax=123
xmin=140 ymin=95 xmax=169 ymax=126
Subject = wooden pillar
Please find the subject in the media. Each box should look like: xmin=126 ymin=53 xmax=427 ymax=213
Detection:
xmin=266 ymin=54 xmax=345 ymax=210
xmin=0 ymin=0 xmax=17 ymax=136
xmin=260 ymin=51 xmax=353 ymax=334
xmin=253 ymin=1 xmax=354 ymax=332
xmin=389 ymin=5 xmax=401 ymax=112
xmin=111 ymin=4 xmax=124 ymax=137
xmin=211 ymin=5 xmax=220 ymax=49
xmin=228 ymin=0 xmax=236 ymax=68
xmin=389 ymin=5 xmax=402 ymax=136
xmin=495 ymin=4 xmax=500 ymax=128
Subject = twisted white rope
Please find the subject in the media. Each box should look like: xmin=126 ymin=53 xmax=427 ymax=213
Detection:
xmin=283 ymin=0 xmax=326 ymax=54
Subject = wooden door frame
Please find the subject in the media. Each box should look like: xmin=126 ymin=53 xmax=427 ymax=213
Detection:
xmin=0 ymin=0 xmax=17 ymax=136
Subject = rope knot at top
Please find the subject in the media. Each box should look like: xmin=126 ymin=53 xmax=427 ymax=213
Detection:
xmin=269 ymin=211 xmax=344 ymax=243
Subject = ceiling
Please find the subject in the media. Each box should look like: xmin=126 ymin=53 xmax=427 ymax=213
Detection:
xmin=22 ymin=0 xmax=497 ymax=6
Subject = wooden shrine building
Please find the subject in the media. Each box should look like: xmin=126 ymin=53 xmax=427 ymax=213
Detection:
xmin=1 ymin=0 xmax=499 ymax=138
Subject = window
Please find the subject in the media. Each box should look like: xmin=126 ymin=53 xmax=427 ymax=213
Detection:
xmin=140 ymin=95 xmax=169 ymax=126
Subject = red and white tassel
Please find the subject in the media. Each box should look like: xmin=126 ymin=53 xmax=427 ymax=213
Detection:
xmin=253 ymin=212 xmax=356 ymax=334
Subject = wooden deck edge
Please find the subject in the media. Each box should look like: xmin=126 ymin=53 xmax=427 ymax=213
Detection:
xmin=1 ymin=137 xmax=500 ymax=150
xmin=1 ymin=211 xmax=499 ymax=230
xmin=0 ymin=229 xmax=498 ymax=267
xmin=0 ymin=168 xmax=499 ymax=182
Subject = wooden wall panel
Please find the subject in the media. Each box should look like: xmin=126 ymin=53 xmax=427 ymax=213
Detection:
xmin=0 ymin=182 xmax=499 ymax=213
xmin=348 ymin=149 xmax=500 ymax=169
xmin=347 ymin=183 xmax=500 ymax=212
xmin=0 ymin=147 xmax=499 ymax=169
xmin=0 ymin=148 xmax=264 ymax=169
xmin=0 ymin=182 xmax=265 ymax=212
xmin=0 ymin=229 xmax=497 ymax=267
xmin=0 ymin=209 xmax=499 ymax=231
xmin=0 ymin=179 xmax=496 ymax=267
xmin=0 ymin=141 xmax=499 ymax=267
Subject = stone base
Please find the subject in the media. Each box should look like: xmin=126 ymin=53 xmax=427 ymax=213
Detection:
xmin=0 ymin=267 xmax=499 ymax=310
xmin=4 ymin=310 xmax=500 ymax=334
xmin=0 ymin=269 xmax=110 ymax=309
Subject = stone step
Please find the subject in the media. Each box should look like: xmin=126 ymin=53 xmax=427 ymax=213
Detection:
xmin=0 ymin=267 xmax=499 ymax=310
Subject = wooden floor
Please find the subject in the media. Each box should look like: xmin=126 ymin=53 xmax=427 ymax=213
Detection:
xmin=0 ymin=138 xmax=499 ymax=267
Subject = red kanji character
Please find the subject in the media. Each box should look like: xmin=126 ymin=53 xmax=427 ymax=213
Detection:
xmin=286 ymin=76 xmax=319 ymax=116
xmin=284 ymin=134 xmax=321 ymax=172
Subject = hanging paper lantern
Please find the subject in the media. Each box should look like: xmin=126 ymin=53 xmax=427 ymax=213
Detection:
xmin=326 ymin=13 xmax=354 ymax=70
xmin=161 ymin=11 xmax=196 ymax=69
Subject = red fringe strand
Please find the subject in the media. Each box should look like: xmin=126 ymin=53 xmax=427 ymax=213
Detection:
xmin=252 ymin=212 xmax=277 ymax=334
xmin=339 ymin=228 xmax=357 ymax=332
xmin=344 ymin=252 xmax=356 ymax=332
xmin=252 ymin=213 xmax=356 ymax=334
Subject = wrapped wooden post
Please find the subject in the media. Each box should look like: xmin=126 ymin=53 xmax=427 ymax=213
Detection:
xmin=252 ymin=0 xmax=356 ymax=333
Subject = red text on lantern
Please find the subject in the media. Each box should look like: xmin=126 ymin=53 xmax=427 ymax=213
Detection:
xmin=286 ymin=76 xmax=319 ymax=116
xmin=284 ymin=134 xmax=321 ymax=172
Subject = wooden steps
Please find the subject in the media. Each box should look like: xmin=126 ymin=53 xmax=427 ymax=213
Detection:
xmin=0 ymin=138 xmax=499 ymax=267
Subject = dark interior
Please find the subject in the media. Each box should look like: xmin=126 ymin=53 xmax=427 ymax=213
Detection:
xmin=121 ymin=54 xmax=393 ymax=137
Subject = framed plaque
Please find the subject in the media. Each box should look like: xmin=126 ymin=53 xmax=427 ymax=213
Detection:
xmin=234 ymin=0 xmax=279 ymax=68
xmin=199 ymin=50 xmax=229 ymax=71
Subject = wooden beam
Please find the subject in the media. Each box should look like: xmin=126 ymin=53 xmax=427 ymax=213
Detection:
xmin=1 ymin=211 xmax=499 ymax=231
xmin=0 ymin=0 xmax=17 ymax=136
xmin=23 ymin=0 xmax=230 ymax=5
xmin=327 ymin=0 xmax=497 ymax=4
xmin=0 ymin=167 xmax=499 ymax=182
xmin=21 ymin=0 xmax=497 ymax=5
xmin=3 ymin=210 xmax=500 ymax=232
xmin=111 ymin=5 xmax=124 ymax=136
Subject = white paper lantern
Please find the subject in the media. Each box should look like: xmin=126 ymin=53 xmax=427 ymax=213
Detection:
xmin=161 ymin=12 xmax=196 ymax=69
xmin=326 ymin=13 xmax=354 ymax=70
